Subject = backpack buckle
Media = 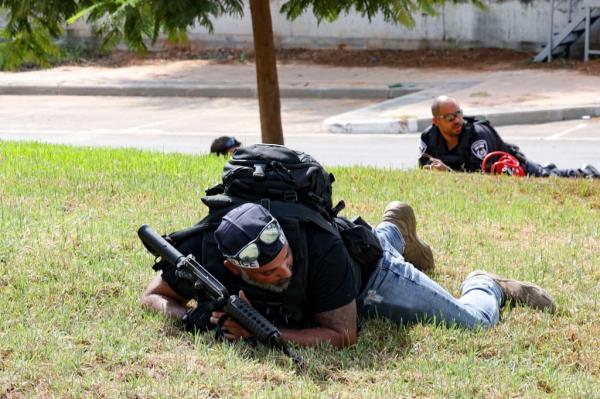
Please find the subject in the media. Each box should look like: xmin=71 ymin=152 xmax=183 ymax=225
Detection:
xmin=283 ymin=191 xmax=298 ymax=202
xmin=307 ymin=192 xmax=323 ymax=204
xmin=252 ymin=164 xmax=266 ymax=180
xmin=332 ymin=200 xmax=346 ymax=216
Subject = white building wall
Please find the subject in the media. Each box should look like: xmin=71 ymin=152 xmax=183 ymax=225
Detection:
xmin=3 ymin=0 xmax=599 ymax=51
xmin=173 ymin=0 xmax=599 ymax=51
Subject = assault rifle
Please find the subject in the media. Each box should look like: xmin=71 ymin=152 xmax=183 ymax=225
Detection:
xmin=138 ymin=225 xmax=304 ymax=367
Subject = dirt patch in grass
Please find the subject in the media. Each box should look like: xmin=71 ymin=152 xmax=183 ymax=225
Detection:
xmin=68 ymin=46 xmax=600 ymax=75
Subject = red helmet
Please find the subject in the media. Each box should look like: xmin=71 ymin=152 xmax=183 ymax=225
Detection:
xmin=481 ymin=151 xmax=525 ymax=177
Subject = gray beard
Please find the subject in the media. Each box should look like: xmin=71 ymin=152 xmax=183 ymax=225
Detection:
xmin=240 ymin=271 xmax=290 ymax=293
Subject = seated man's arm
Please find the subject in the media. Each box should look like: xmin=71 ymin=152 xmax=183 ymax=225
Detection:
xmin=140 ymin=274 xmax=190 ymax=319
xmin=418 ymin=134 xmax=450 ymax=171
xmin=422 ymin=157 xmax=451 ymax=172
xmin=418 ymin=138 xmax=431 ymax=168
xmin=213 ymin=298 xmax=358 ymax=348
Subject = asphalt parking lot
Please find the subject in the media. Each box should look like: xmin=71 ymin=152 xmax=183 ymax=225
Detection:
xmin=1 ymin=95 xmax=599 ymax=169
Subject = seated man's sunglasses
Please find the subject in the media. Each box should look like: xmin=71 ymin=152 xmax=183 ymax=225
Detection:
xmin=438 ymin=109 xmax=463 ymax=122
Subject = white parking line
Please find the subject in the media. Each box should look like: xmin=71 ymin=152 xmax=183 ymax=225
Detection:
xmin=122 ymin=119 xmax=176 ymax=132
xmin=545 ymin=123 xmax=587 ymax=140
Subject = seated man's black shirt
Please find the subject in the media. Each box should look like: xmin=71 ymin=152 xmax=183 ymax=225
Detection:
xmin=418 ymin=117 xmax=513 ymax=172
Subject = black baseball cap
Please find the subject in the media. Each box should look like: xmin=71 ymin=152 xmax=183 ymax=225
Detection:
xmin=210 ymin=136 xmax=242 ymax=155
xmin=214 ymin=203 xmax=286 ymax=268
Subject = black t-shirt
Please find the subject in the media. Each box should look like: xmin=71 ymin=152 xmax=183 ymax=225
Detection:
xmin=158 ymin=222 xmax=360 ymax=328
xmin=302 ymin=224 xmax=360 ymax=314
xmin=418 ymin=118 xmax=514 ymax=172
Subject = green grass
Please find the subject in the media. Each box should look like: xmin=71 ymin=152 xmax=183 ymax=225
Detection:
xmin=1 ymin=141 xmax=599 ymax=398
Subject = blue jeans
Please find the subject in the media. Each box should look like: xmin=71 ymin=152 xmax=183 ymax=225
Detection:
xmin=357 ymin=222 xmax=504 ymax=328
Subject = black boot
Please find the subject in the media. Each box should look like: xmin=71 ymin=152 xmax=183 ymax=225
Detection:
xmin=582 ymin=164 xmax=600 ymax=179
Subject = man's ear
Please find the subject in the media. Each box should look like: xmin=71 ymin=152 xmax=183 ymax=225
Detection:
xmin=432 ymin=117 xmax=439 ymax=127
xmin=223 ymin=260 xmax=241 ymax=275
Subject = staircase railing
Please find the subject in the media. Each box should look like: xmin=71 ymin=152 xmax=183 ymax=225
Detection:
xmin=540 ymin=0 xmax=600 ymax=62
xmin=584 ymin=1 xmax=600 ymax=61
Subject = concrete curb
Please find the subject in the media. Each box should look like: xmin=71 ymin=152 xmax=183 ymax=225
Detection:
xmin=324 ymin=105 xmax=600 ymax=134
xmin=0 ymin=84 xmax=414 ymax=99
xmin=2 ymin=81 xmax=598 ymax=131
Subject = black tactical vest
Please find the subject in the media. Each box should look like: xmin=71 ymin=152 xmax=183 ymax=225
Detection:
xmin=154 ymin=195 xmax=346 ymax=328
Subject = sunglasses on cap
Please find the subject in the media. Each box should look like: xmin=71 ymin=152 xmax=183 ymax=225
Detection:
xmin=224 ymin=218 xmax=285 ymax=268
xmin=438 ymin=109 xmax=463 ymax=122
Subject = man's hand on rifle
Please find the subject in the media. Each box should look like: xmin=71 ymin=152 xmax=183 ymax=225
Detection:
xmin=182 ymin=302 xmax=215 ymax=332
xmin=210 ymin=290 xmax=253 ymax=341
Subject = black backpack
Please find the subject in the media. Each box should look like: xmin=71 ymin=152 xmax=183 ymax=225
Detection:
xmin=202 ymin=143 xmax=382 ymax=281
xmin=206 ymin=144 xmax=344 ymax=220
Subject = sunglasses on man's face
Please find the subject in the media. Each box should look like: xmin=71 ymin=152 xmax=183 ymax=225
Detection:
xmin=224 ymin=218 xmax=283 ymax=269
xmin=437 ymin=109 xmax=463 ymax=122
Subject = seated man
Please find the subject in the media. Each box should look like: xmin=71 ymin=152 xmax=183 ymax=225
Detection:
xmin=419 ymin=96 xmax=600 ymax=178
xmin=141 ymin=202 xmax=556 ymax=348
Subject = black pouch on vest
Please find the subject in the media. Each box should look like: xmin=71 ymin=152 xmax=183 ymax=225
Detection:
xmin=334 ymin=216 xmax=383 ymax=282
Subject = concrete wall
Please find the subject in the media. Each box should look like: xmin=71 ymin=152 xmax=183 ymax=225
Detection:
xmin=162 ymin=0 xmax=600 ymax=51
xmin=6 ymin=0 xmax=600 ymax=51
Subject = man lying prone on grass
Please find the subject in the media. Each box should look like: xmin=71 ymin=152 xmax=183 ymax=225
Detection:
xmin=141 ymin=201 xmax=556 ymax=348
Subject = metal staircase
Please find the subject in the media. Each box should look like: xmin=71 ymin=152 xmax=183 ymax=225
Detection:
xmin=534 ymin=0 xmax=600 ymax=62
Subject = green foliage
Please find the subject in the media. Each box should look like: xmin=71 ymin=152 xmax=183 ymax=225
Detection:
xmin=0 ymin=0 xmax=244 ymax=69
xmin=0 ymin=0 xmax=80 ymax=69
xmin=0 ymin=20 xmax=57 ymax=69
xmin=281 ymin=0 xmax=446 ymax=27
xmin=0 ymin=0 xmax=478 ymax=70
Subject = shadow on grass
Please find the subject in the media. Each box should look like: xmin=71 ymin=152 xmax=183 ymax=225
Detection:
xmin=160 ymin=314 xmax=413 ymax=382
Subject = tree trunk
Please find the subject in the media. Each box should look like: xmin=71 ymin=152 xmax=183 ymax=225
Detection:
xmin=249 ymin=0 xmax=284 ymax=145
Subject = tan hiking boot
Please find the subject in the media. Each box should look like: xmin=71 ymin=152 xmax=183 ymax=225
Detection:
xmin=467 ymin=270 xmax=556 ymax=313
xmin=382 ymin=201 xmax=435 ymax=273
